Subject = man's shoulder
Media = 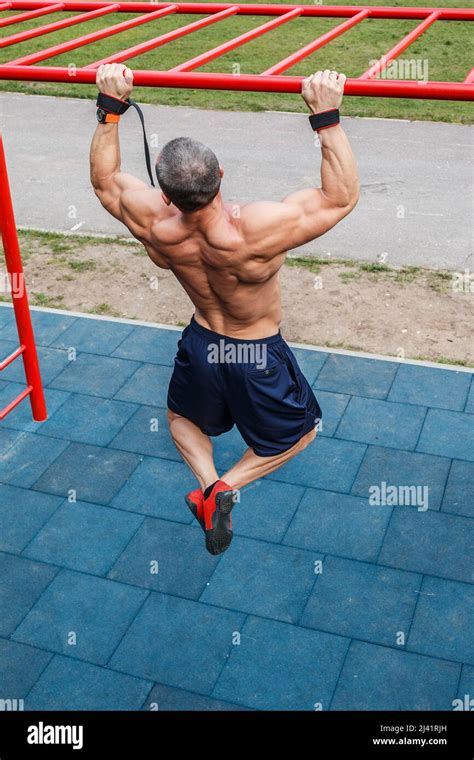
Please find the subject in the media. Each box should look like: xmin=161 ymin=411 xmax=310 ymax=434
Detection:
xmin=237 ymin=199 xmax=300 ymax=250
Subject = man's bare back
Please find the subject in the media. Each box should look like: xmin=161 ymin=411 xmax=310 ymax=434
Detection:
xmin=90 ymin=65 xmax=358 ymax=340
xmin=140 ymin=199 xmax=285 ymax=338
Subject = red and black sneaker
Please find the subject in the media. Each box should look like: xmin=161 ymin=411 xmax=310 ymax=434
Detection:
xmin=203 ymin=480 xmax=236 ymax=556
xmin=185 ymin=488 xmax=205 ymax=531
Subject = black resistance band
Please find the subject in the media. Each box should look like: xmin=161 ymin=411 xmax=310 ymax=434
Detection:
xmin=96 ymin=92 xmax=155 ymax=187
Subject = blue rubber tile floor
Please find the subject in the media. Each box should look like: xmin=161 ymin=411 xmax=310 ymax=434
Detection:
xmin=465 ymin=378 xmax=474 ymax=413
xmin=108 ymin=518 xmax=220 ymax=599
xmin=0 ymin=384 xmax=70 ymax=434
xmin=0 ymin=305 xmax=472 ymax=710
xmin=331 ymin=641 xmax=461 ymax=711
xmin=0 ymin=638 xmax=53 ymax=699
xmin=143 ymin=683 xmax=250 ymax=711
xmin=442 ymin=460 xmax=474 ymax=518
xmin=25 ymin=656 xmax=153 ymax=711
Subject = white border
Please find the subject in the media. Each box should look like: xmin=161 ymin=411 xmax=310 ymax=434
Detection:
xmin=0 ymin=302 xmax=472 ymax=373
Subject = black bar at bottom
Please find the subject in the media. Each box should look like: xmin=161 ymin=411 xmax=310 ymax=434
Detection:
xmin=0 ymin=710 xmax=472 ymax=757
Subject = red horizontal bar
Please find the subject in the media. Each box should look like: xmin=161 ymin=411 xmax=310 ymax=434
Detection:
xmin=3 ymin=3 xmax=474 ymax=22
xmin=0 ymin=65 xmax=471 ymax=100
xmin=360 ymin=10 xmax=441 ymax=80
xmin=5 ymin=5 xmax=177 ymax=65
xmin=0 ymin=2 xmax=13 ymax=9
xmin=172 ymin=7 xmax=302 ymax=73
xmin=0 ymin=3 xmax=64 ymax=29
xmin=0 ymin=5 xmax=121 ymax=50
xmin=0 ymin=343 xmax=25 ymax=370
xmin=263 ymin=9 xmax=370 ymax=76
xmin=87 ymin=6 xmax=239 ymax=68
xmin=0 ymin=384 xmax=33 ymax=420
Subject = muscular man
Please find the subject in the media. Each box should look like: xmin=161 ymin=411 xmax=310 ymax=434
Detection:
xmin=90 ymin=64 xmax=359 ymax=555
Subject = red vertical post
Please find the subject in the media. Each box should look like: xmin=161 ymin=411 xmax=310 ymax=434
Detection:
xmin=0 ymin=133 xmax=47 ymax=421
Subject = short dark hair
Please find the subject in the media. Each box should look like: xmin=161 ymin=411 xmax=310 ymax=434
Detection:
xmin=156 ymin=137 xmax=221 ymax=212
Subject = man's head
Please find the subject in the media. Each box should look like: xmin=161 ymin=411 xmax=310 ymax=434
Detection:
xmin=156 ymin=137 xmax=222 ymax=213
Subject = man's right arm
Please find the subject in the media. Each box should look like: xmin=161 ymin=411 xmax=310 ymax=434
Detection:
xmin=240 ymin=70 xmax=359 ymax=258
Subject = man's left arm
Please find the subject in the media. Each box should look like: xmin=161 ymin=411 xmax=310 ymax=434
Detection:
xmin=89 ymin=63 xmax=163 ymax=241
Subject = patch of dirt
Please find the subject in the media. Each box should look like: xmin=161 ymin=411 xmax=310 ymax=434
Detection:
xmin=281 ymin=264 xmax=473 ymax=365
xmin=4 ymin=234 xmax=473 ymax=366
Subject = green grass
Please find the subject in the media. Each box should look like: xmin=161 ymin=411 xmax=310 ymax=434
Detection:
xmin=427 ymin=270 xmax=454 ymax=291
xmin=286 ymin=252 xmax=458 ymax=287
xmin=287 ymin=254 xmax=355 ymax=272
xmin=338 ymin=270 xmax=362 ymax=282
xmin=89 ymin=302 xmax=120 ymax=316
xmin=323 ymin=340 xmax=367 ymax=352
xmin=68 ymin=259 xmax=97 ymax=271
xmin=31 ymin=292 xmax=64 ymax=308
xmin=17 ymin=228 xmax=137 ymax=249
xmin=412 ymin=355 xmax=474 ymax=368
xmin=359 ymin=262 xmax=392 ymax=272
xmin=394 ymin=265 xmax=422 ymax=283
xmin=0 ymin=1 xmax=473 ymax=122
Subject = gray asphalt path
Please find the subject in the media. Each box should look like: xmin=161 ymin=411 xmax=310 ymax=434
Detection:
xmin=1 ymin=92 xmax=472 ymax=270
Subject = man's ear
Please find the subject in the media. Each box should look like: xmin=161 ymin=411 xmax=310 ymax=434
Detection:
xmin=161 ymin=191 xmax=171 ymax=206
xmin=219 ymin=165 xmax=224 ymax=178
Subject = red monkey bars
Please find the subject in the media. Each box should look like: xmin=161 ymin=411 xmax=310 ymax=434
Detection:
xmin=0 ymin=2 xmax=472 ymax=100
xmin=0 ymin=134 xmax=47 ymax=422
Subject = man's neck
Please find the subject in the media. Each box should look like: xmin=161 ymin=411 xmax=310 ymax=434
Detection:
xmin=180 ymin=195 xmax=225 ymax=230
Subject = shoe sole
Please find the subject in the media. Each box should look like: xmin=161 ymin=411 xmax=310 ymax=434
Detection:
xmin=205 ymin=489 xmax=236 ymax=556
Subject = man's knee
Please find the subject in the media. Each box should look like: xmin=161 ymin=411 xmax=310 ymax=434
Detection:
xmin=167 ymin=409 xmax=181 ymax=427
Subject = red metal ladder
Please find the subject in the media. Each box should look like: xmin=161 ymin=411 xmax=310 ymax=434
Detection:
xmin=0 ymin=133 xmax=47 ymax=422
xmin=0 ymin=2 xmax=472 ymax=100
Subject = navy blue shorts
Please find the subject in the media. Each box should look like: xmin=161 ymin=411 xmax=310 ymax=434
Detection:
xmin=167 ymin=316 xmax=322 ymax=457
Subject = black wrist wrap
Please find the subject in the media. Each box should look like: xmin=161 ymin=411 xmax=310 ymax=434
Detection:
xmin=309 ymin=108 xmax=340 ymax=132
xmin=96 ymin=92 xmax=131 ymax=115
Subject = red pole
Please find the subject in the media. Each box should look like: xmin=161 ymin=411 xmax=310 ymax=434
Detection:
xmin=359 ymin=10 xmax=441 ymax=80
xmin=0 ymin=134 xmax=47 ymax=422
xmin=464 ymin=68 xmax=474 ymax=84
xmin=2 ymin=3 xmax=474 ymax=21
xmin=4 ymin=5 xmax=177 ymax=64
xmin=171 ymin=7 xmax=303 ymax=73
xmin=263 ymin=8 xmax=371 ymax=76
xmin=0 ymin=385 xmax=34 ymax=421
xmin=0 ymin=3 xmax=65 ymax=29
xmin=0 ymin=65 xmax=471 ymax=100
xmin=86 ymin=6 xmax=239 ymax=68
xmin=0 ymin=4 xmax=122 ymax=51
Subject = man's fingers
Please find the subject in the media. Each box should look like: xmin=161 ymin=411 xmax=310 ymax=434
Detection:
xmin=95 ymin=61 xmax=133 ymax=95
xmin=302 ymin=73 xmax=315 ymax=95
xmin=96 ymin=63 xmax=105 ymax=85
xmin=309 ymin=71 xmax=323 ymax=88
